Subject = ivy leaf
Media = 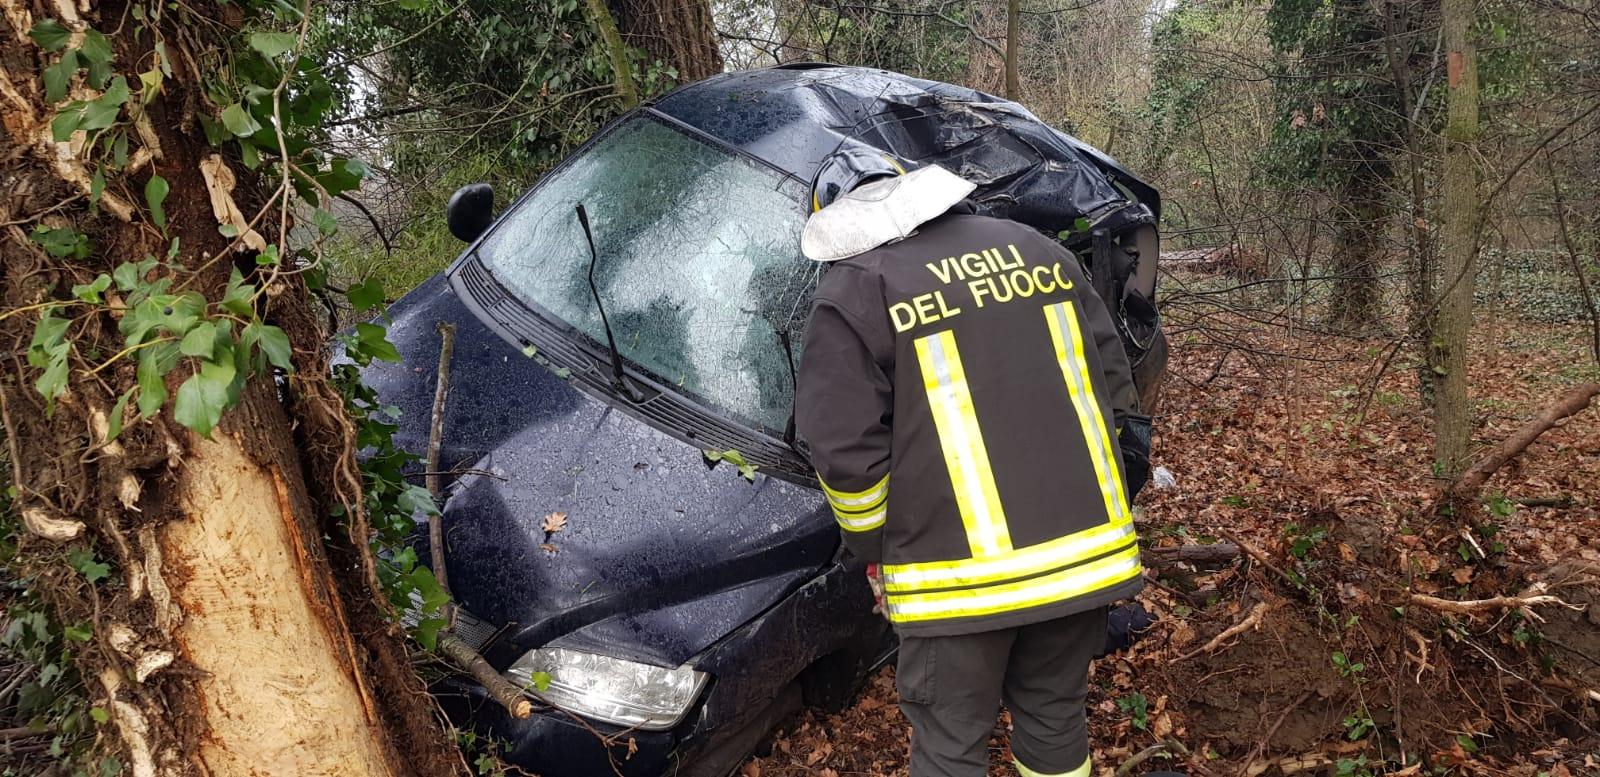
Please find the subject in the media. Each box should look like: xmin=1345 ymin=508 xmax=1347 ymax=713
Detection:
xmin=28 ymin=19 xmax=71 ymax=51
xmin=243 ymin=322 xmax=293 ymax=371
xmin=173 ymin=359 xmax=237 ymax=438
xmin=144 ymin=173 xmax=169 ymax=231
xmin=63 ymin=623 xmax=92 ymax=642
xmin=311 ymin=208 xmax=337 ymax=236
xmin=221 ymin=268 xmax=255 ymax=316
xmin=346 ymin=279 xmax=384 ymax=313
xmin=239 ymin=138 xmax=261 ymax=169
xmin=106 ymin=387 xmax=133 ymax=442
xmin=78 ymin=29 xmax=113 ymax=64
xmin=43 ymin=49 xmax=78 ymax=103
xmin=138 ymin=68 xmax=162 ymax=104
xmin=220 ymin=102 xmax=262 ymax=138
xmin=68 ymin=549 xmax=110 ymax=583
xmin=89 ymin=708 xmax=110 ymax=724
xmin=179 ymin=321 xmax=218 ymax=358
xmin=354 ymin=322 xmax=401 ymax=362
xmin=247 ymin=31 xmax=298 ymax=58
xmin=529 ymin=671 xmax=552 ymax=692
xmin=135 ymin=342 xmax=174 ymax=419
xmin=72 ymin=274 xmax=112 ymax=303
xmin=316 ymin=157 xmax=369 ymax=198
xmin=30 ymin=225 xmax=88 ymax=258
xmin=78 ymin=75 xmax=129 ymax=132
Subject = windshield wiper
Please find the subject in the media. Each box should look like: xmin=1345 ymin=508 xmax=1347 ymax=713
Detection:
xmin=575 ymin=203 xmax=644 ymax=402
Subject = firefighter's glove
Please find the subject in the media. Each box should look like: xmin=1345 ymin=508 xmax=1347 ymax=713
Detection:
xmin=865 ymin=563 xmax=887 ymax=618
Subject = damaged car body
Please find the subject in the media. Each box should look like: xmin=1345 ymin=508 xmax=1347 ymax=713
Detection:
xmin=362 ymin=64 xmax=1166 ymax=777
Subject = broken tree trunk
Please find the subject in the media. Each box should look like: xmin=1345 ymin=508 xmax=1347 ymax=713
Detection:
xmin=0 ymin=3 xmax=458 ymax=773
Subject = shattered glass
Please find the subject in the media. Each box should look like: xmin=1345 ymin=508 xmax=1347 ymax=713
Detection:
xmin=476 ymin=116 xmax=820 ymax=431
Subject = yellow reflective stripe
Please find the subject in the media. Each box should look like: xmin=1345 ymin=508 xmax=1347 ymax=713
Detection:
xmin=1044 ymin=301 xmax=1130 ymax=525
xmin=820 ymin=473 xmax=888 ymax=508
xmin=880 ymin=517 xmax=1133 ymax=593
xmin=834 ymin=506 xmax=886 ymax=533
xmin=1016 ymin=756 xmax=1091 ymax=777
xmin=885 ymin=546 xmax=1141 ymax=622
xmin=914 ymin=331 xmax=1011 ymax=557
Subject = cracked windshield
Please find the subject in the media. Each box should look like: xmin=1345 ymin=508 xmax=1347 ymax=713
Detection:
xmin=475 ymin=116 xmax=820 ymax=431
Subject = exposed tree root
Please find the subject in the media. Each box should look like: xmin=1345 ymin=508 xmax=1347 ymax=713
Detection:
xmin=1176 ymin=601 xmax=1270 ymax=661
xmin=1409 ymin=582 xmax=1586 ymax=622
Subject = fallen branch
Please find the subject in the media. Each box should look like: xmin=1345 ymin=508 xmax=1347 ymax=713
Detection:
xmin=1219 ymin=531 xmax=1299 ymax=589
xmin=1409 ymin=588 xmax=1585 ymax=622
xmin=439 ymin=634 xmax=532 ymax=719
xmin=1244 ymin=752 xmax=1332 ymax=776
xmin=1144 ymin=542 xmax=1241 ymax=568
xmin=1444 ymin=383 xmax=1599 ymax=504
xmin=421 ymin=321 xmax=531 ymax=719
xmin=1114 ymin=738 xmax=1191 ymax=777
xmin=426 ymin=322 xmax=457 ymax=595
xmin=1176 ymin=601 xmax=1270 ymax=661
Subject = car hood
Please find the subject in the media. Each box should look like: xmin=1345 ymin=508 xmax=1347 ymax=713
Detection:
xmin=360 ymin=275 xmax=837 ymax=667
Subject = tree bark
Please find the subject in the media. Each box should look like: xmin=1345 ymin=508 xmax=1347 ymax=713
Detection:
xmin=0 ymin=2 xmax=457 ymax=773
xmin=1433 ymin=0 xmax=1481 ymax=477
xmin=588 ymin=0 xmax=641 ymax=109
xmin=613 ymin=0 xmax=724 ymax=82
xmin=1328 ymin=185 xmax=1386 ymax=330
xmin=1005 ymin=0 xmax=1021 ymax=99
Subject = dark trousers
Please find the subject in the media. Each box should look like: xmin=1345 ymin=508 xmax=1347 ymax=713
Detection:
xmin=895 ymin=607 xmax=1107 ymax=777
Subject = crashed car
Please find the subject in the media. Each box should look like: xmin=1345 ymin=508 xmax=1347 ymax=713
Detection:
xmin=362 ymin=63 xmax=1166 ymax=777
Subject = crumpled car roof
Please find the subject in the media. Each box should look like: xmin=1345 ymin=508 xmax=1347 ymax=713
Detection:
xmin=651 ymin=63 xmax=1159 ymax=237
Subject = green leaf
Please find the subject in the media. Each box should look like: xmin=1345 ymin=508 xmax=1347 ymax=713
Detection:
xmin=135 ymin=343 xmax=173 ymax=419
xmin=72 ymin=274 xmax=112 ymax=303
xmin=51 ymin=103 xmax=86 ymax=141
xmin=29 ymin=19 xmax=71 ymax=51
xmin=89 ymin=707 xmax=110 ymax=724
xmin=243 ymin=322 xmax=293 ymax=371
xmin=78 ymin=76 xmax=129 ymax=132
xmin=138 ymin=68 xmax=162 ymax=104
xmin=354 ymin=322 xmax=401 ymax=362
xmin=346 ymin=279 xmax=384 ymax=313
xmin=179 ymin=321 xmax=218 ymax=358
xmin=79 ymin=28 xmax=113 ymax=64
xmin=43 ymin=48 xmax=78 ymax=103
xmin=68 ymin=548 xmax=110 ymax=583
xmin=90 ymin=167 xmax=105 ymax=207
xmin=239 ymin=138 xmax=261 ymax=169
xmin=311 ymin=208 xmax=337 ymax=236
xmin=30 ymin=225 xmax=88 ymax=258
xmin=220 ymin=102 xmax=261 ymax=138
xmin=63 ymin=623 xmax=92 ymax=642
xmin=221 ymin=268 xmax=255 ymax=316
xmin=144 ymin=174 xmax=169 ymax=231
xmin=173 ymin=359 xmax=237 ymax=438
xmin=415 ymin=616 xmax=446 ymax=651
xmin=112 ymin=258 xmax=157 ymax=291
xmin=247 ymin=31 xmax=298 ymax=58
xmin=530 ymin=671 xmax=552 ymax=692
xmin=106 ymin=387 xmax=133 ymax=442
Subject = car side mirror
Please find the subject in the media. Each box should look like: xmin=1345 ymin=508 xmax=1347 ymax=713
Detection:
xmin=447 ymin=183 xmax=495 ymax=243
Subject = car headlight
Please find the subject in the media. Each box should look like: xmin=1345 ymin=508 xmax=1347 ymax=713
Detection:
xmin=504 ymin=647 xmax=709 ymax=730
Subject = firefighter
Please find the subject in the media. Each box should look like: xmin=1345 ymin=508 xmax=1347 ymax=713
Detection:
xmin=794 ymin=146 xmax=1165 ymax=777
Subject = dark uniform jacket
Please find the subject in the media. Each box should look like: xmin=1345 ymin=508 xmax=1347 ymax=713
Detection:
xmin=795 ymin=211 xmax=1143 ymax=637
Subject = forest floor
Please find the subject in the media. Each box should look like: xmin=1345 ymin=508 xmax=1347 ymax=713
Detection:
xmin=741 ymin=279 xmax=1600 ymax=777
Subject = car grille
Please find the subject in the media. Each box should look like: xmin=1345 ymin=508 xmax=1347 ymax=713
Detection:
xmin=402 ymin=590 xmax=498 ymax=653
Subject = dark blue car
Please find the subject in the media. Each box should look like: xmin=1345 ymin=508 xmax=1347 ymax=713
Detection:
xmin=361 ymin=64 xmax=1166 ymax=777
